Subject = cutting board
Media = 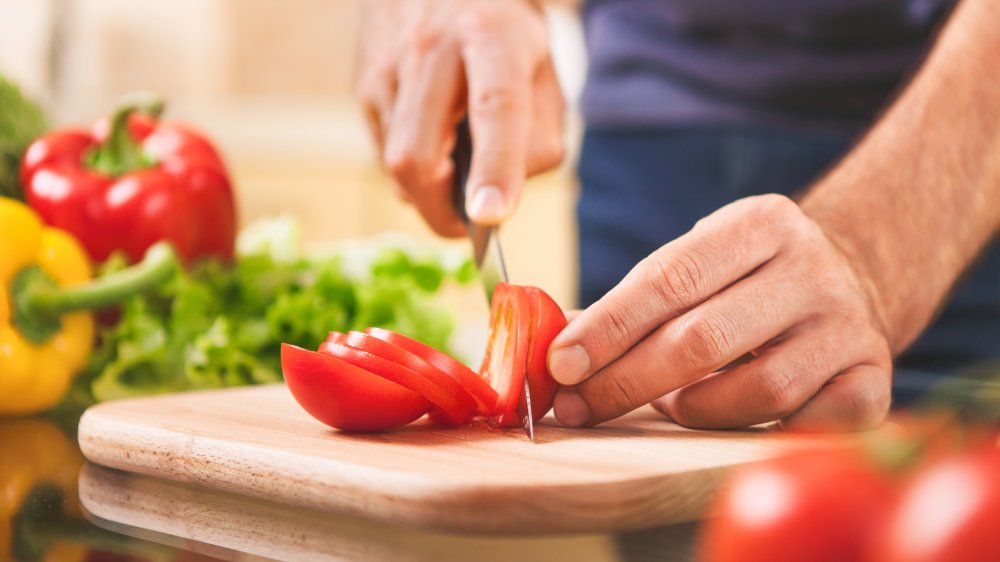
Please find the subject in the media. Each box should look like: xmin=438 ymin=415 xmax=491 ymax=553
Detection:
xmin=78 ymin=384 xmax=839 ymax=535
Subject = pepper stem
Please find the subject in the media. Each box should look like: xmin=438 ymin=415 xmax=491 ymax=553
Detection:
xmin=12 ymin=242 xmax=179 ymax=344
xmin=84 ymin=93 xmax=165 ymax=177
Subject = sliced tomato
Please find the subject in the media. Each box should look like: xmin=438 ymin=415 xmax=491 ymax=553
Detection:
xmin=520 ymin=286 xmax=567 ymax=422
xmin=281 ymin=344 xmax=431 ymax=432
xmin=480 ymin=283 xmax=532 ymax=427
xmin=319 ymin=341 xmax=475 ymax=426
xmin=336 ymin=330 xmax=479 ymax=417
xmin=365 ymin=327 xmax=499 ymax=415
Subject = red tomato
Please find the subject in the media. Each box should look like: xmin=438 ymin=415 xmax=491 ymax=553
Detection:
xmin=520 ymin=286 xmax=567 ymax=422
xmin=698 ymin=447 xmax=896 ymax=562
xmin=869 ymin=443 xmax=1000 ymax=562
xmin=281 ymin=283 xmax=567 ymax=433
xmin=363 ymin=327 xmax=499 ymax=415
xmin=327 ymin=331 xmax=480 ymax=419
xmin=319 ymin=341 xmax=475 ymax=426
xmin=480 ymin=284 xmax=532 ymax=427
xmin=281 ymin=344 xmax=430 ymax=432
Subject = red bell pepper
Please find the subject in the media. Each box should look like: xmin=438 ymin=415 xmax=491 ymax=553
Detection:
xmin=20 ymin=97 xmax=236 ymax=264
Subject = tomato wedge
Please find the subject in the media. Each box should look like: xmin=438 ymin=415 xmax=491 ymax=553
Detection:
xmin=520 ymin=286 xmax=566 ymax=422
xmin=281 ymin=344 xmax=431 ymax=432
xmin=319 ymin=341 xmax=475 ymax=426
xmin=480 ymin=284 xmax=532 ymax=427
xmin=364 ymin=327 xmax=499 ymax=415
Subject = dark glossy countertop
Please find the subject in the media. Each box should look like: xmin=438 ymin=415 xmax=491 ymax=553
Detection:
xmin=2 ymin=416 xmax=702 ymax=562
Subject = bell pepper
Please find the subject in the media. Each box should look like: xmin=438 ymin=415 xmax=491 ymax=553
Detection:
xmin=1 ymin=198 xmax=178 ymax=415
xmin=20 ymin=95 xmax=236 ymax=265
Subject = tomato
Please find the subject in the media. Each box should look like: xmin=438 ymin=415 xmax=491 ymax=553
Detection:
xmin=698 ymin=447 xmax=896 ymax=562
xmin=365 ymin=327 xmax=500 ymax=415
xmin=869 ymin=443 xmax=1000 ymax=562
xmin=479 ymin=284 xmax=532 ymax=427
xmin=325 ymin=331 xmax=480 ymax=418
xmin=281 ymin=344 xmax=431 ymax=432
xmin=520 ymin=286 xmax=566 ymax=422
xmin=319 ymin=340 xmax=475 ymax=426
xmin=281 ymin=283 xmax=567 ymax=433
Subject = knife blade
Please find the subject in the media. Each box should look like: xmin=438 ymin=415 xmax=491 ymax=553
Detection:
xmin=450 ymin=119 xmax=534 ymax=441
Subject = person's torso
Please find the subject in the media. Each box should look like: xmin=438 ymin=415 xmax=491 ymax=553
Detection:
xmin=581 ymin=0 xmax=956 ymax=131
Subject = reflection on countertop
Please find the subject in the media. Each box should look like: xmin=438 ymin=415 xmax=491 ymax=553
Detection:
xmin=78 ymin=463 xmax=700 ymax=562
xmin=1 ymin=417 xmax=700 ymax=562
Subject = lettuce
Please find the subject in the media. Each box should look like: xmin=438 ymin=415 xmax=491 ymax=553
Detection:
xmin=70 ymin=219 xmax=471 ymax=406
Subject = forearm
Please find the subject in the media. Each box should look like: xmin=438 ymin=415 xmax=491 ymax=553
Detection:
xmin=801 ymin=0 xmax=1000 ymax=354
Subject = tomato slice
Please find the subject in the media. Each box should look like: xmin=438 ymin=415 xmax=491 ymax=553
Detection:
xmin=520 ymin=286 xmax=566 ymax=422
xmin=319 ymin=341 xmax=475 ymax=426
xmin=335 ymin=330 xmax=479 ymax=417
xmin=480 ymin=283 xmax=532 ymax=427
xmin=281 ymin=344 xmax=431 ymax=432
xmin=364 ymin=327 xmax=499 ymax=415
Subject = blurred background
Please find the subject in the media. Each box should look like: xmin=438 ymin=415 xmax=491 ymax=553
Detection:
xmin=0 ymin=0 xmax=587 ymax=308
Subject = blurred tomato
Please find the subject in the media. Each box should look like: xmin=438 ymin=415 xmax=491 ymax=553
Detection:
xmin=699 ymin=447 xmax=896 ymax=562
xmin=868 ymin=442 xmax=1000 ymax=562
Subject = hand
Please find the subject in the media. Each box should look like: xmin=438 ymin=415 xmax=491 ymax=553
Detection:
xmin=357 ymin=0 xmax=565 ymax=236
xmin=548 ymin=194 xmax=894 ymax=432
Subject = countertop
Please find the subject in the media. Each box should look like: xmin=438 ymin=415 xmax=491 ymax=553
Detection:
xmin=2 ymin=415 xmax=703 ymax=562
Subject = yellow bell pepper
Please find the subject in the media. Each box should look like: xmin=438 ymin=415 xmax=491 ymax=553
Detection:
xmin=1 ymin=198 xmax=178 ymax=415
xmin=0 ymin=199 xmax=94 ymax=415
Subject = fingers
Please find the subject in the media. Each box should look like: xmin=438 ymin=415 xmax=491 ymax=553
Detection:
xmin=554 ymin=258 xmax=812 ymax=426
xmin=357 ymin=62 xmax=397 ymax=156
xmin=549 ymin=195 xmax=799 ymax=387
xmin=526 ymin=57 xmax=565 ymax=176
xmin=460 ymin=13 xmax=536 ymax=225
xmin=649 ymin=322 xmax=873 ymax=429
xmin=779 ymin=364 xmax=891 ymax=432
xmin=384 ymin=41 xmax=467 ymax=237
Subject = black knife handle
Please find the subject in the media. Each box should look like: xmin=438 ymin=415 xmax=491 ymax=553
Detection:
xmin=450 ymin=118 xmax=473 ymax=225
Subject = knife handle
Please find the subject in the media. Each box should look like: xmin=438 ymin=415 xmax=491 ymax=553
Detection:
xmin=450 ymin=118 xmax=473 ymax=225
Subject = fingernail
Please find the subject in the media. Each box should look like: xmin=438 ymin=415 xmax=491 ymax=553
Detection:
xmin=467 ymin=185 xmax=506 ymax=223
xmin=554 ymin=390 xmax=591 ymax=427
xmin=548 ymin=344 xmax=591 ymax=385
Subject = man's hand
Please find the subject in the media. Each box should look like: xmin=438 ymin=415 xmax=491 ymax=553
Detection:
xmin=548 ymin=194 xmax=894 ymax=432
xmin=357 ymin=0 xmax=564 ymax=236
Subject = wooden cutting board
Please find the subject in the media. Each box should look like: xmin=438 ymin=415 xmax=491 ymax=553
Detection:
xmin=78 ymin=384 xmax=839 ymax=535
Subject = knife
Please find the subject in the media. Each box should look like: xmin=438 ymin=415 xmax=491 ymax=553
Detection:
xmin=450 ymin=119 xmax=535 ymax=441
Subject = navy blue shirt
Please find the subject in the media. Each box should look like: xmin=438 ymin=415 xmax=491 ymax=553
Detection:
xmin=582 ymin=0 xmax=955 ymax=131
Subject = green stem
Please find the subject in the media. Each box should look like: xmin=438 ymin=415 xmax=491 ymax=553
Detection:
xmin=29 ymin=242 xmax=177 ymax=316
xmin=11 ymin=242 xmax=179 ymax=344
xmin=85 ymin=93 xmax=165 ymax=177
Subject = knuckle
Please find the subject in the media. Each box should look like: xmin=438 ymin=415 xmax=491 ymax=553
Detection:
xmin=755 ymin=193 xmax=806 ymax=237
xmin=677 ymin=313 xmax=735 ymax=368
xmin=601 ymin=307 xmax=636 ymax=355
xmin=665 ymin=395 xmax=698 ymax=428
xmin=383 ymin=144 xmax=415 ymax=178
xmin=684 ymin=316 xmax=734 ymax=366
xmin=647 ymin=251 xmax=706 ymax=310
xmin=409 ymin=25 xmax=446 ymax=56
xmin=755 ymin=367 xmax=799 ymax=416
xmin=843 ymin=374 xmax=891 ymax=430
xmin=533 ymin=137 xmax=565 ymax=172
xmin=470 ymin=84 xmax=523 ymax=119
xmin=604 ymin=375 xmax=646 ymax=415
xmin=458 ymin=5 xmax=506 ymax=38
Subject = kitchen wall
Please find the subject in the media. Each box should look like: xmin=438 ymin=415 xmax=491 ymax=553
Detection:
xmin=0 ymin=0 xmax=586 ymax=309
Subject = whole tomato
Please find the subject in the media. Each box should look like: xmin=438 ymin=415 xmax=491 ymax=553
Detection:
xmin=698 ymin=446 xmax=896 ymax=562
xmin=868 ymin=442 xmax=1000 ymax=562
